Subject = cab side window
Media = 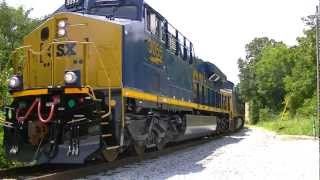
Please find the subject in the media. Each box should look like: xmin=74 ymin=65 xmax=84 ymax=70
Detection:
xmin=144 ymin=5 xmax=194 ymax=64
xmin=146 ymin=9 xmax=151 ymax=32
xmin=150 ymin=13 xmax=158 ymax=35
xmin=161 ymin=21 xmax=166 ymax=42
xmin=145 ymin=7 xmax=162 ymax=39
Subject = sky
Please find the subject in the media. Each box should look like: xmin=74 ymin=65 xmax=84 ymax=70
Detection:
xmin=6 ymin=0 xmax=318 ymax=83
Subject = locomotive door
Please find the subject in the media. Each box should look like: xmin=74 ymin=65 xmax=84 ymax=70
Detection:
xmin=38 ymin=38 xmax=52 ymax=87
xmin=26 ymin=25 xmax=54 ymax=88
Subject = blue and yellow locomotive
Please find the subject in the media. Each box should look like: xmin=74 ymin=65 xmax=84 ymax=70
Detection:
xmin=1 ymin=0 xmax=244 ymax=164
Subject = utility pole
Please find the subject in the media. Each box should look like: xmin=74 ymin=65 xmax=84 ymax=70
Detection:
xmin=318 ymin=4 xmax=320 ymax=180
xmin=316 ymin=3 xmax=320 ymax=140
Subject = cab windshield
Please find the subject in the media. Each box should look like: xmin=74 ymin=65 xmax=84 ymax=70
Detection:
xmin=88 ymin=5 xmax=138 ymax=19
xmin=88 ymin=5 xmax=138 ymax=20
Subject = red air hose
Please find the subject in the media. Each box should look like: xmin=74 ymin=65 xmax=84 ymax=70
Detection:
xmin=37 ymin=96 xmax=59 ymax=124
xmin=16 ymin=98 xmax=39 ymax=124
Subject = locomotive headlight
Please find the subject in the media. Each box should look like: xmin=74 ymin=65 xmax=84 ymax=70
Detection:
xmin=57 ymin=28 xmax=66 ymax=37
xmin=8 ymin=76 xmax=21 ymax=88
xmin=57 ymin=19 xmax=67 ymax=37
xmin=64 ymin=71 xmax=78 ymax=84
xmin=58 ymin=20 xmax=67 ymax=28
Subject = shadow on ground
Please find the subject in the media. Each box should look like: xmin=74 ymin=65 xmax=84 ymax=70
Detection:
xmin=157 ymin=128 xmax=250 ymax=179
xmin=93 ymin=128 xmax=251 ymax=179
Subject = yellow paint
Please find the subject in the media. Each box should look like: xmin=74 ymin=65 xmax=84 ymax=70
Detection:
xmin=20 ymin=12 xmax=123 ymax=90
xmin=64 ymin=88 xmax=89 ymax=94
xmin=148 ymin=39 xmax=163 ymax=64
xmin=12 ymin=89 xmax=49 ymax=97
xmin=123 ymin=88 xmax=229 ymax=114
xmin=12 ymin=88 xmax=92 ymax=98
xmin=158 ymin=96 xmax=197 ymax=109
xmin=110 ymin=100 xmax=117 ymax=107
xmin=193 ymin=70 xmax=205 ymax=83
xmin=123 ymin=88 xmax=158 ymax=103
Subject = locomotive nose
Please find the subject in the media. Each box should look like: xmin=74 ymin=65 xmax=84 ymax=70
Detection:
xmin=20 ymin=15 xmax=85 ymax=89
xmin=17 ymin=13 xmax=123 ymax=90
xmin=6 ymin=12 xmax=124 ymax=164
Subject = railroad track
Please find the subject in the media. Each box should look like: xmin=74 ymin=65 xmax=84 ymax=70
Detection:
xmin=0 ymin=130 xmax=239 ymax=180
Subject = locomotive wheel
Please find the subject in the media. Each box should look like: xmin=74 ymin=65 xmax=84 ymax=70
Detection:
xmin=156 ymin=138 xmax=166 ymax=151
xmin=237 ymin=117 xmax=245 ymax=130
xmin=134 ymin=144 xmax=145 ymax=157
xmin=222 ymin=118 xmax=229 ymax=132
xmin=154 ymin=130 xmax=166 ymax=151
xmin=216 ymin=119 xmax=222 ymax=134
xmin=102 ymin=149 xmax=119 ymax=162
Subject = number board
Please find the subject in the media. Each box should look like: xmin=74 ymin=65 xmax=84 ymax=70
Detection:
xmin=65 ymin=0 xmax=84 ymax=9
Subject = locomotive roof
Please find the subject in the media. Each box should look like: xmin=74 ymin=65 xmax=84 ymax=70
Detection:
xmin=54 ymin=0 xmax=231 ymax=84
xmin=55 ymin=0 xmax=144 ymax=21
xmin=55 ymin=1 xmax=193 ymax=43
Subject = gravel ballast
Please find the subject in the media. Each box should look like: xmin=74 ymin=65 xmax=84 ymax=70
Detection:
xmin=86 ymin=128 xmax=319 ymax=180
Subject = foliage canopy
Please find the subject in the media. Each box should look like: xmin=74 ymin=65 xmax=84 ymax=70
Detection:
xmin=0 ymin=1 xmax=41 ymax=105
xmin=238 ymin=22 xmax=317 ymax=124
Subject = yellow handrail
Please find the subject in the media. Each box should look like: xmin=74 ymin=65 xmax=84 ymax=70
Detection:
xmin=90 ymin=43 xmax=112 ymax=119
xmin=0 ymin=117 xmax=13 ymax=128
xmin=12 ymin=45 xmax=32 ymax=52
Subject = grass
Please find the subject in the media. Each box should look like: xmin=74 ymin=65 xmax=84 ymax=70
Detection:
xmin=255 ymin=115 xmax=317 ymax=136
xmin=0 ymin=125 xmax=11 ymax=169
xmin=0 ymin=112 xmax=16 ymax=169
xmin=0 ymin=112 xmax=9 ymax=169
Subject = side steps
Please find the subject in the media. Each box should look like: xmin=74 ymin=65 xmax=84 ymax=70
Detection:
xmin=94 ymin=98 xmax=120 ymax=162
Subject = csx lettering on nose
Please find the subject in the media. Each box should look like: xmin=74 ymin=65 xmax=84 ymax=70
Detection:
xmin=56 ymin=43 xmax=76 ymax=57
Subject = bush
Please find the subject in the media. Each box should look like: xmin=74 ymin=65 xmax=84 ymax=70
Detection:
xmin=0 ymin=113 xmax=23 ymax=169
xmin=249 ymin=99 xmax=260 ymax=124
xmin=259 ymin=108 xmax=276 ymax=122
xmin=256 ymin=113 xmax=316 ymax=136
xmin=297 ymin=96 xmax=317 ymax=117
xmin=0 ymin=129 xmax=10 ymax=169
xmin=0 ymin=113 xmax=13 ymax=169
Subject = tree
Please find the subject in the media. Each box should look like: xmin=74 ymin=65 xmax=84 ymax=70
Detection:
xmin=238 ymin=37 xmax=279 ymax=124
xmin=238 ymin=25 xmax=317 ymax=122
xmin=238 ymin=37 xmax=278 ymax=101
xmin=255 ymin=43 xmax=293 ymax=111
xmin=0 ymin=1 xmax=41 ymax=106
xmin=0 ymin=1 xmax=40 ymax=66
xmin=245 ymin=37 xmax=277 ymax=61
xmin=284 ymin=28 xmax=317 ymax=114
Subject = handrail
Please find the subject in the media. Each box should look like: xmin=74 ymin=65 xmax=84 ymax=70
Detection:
xmin=11 ymin=46 xmax=31 ymax=75
xmin=12 ymin=40 xmax=113 ymax=119
xmin=90 ymin=43 xmax=112 ymax=118
xmin=12 ymin=45 xmax=32 ymax=52
xmin=0 ymin=117 xmax=13 ymax=128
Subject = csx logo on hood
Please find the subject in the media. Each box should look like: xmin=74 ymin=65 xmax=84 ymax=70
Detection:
xmin=56 ymin=43 xmax=76 ymax=57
